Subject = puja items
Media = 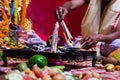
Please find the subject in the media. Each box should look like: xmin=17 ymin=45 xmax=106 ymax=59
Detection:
xmin=56 ymin=8 xmax=73 ymax=47
xmin=0 ymin=0 xmax=32 ymax=49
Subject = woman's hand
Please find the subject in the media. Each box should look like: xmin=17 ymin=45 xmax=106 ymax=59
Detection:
xmin=81 ymin=34 xmax=102 ymax=49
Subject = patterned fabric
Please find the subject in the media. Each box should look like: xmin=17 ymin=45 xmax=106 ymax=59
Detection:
xmin=71 ymin=67 xmax=120 ymax=80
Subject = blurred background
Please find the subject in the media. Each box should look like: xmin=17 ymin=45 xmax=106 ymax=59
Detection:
xmin=27 ymin=0 xmax=88 ymax=41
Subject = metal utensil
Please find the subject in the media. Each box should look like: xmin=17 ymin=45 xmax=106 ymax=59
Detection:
xmin=51 ymin=22 xmax=59 ymax=53
xmin=56 ymin=9 xmax=73 ymax=46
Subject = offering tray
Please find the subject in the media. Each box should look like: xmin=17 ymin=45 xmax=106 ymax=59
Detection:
xmin=2 ymin=48 xmax=97 ymax=67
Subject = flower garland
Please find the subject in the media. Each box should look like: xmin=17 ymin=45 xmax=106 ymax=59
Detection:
xmin=3 ymin=0 xmax=10 ymax=15
xmin=2 ymin=8 xmax=10 ymax=25
xmin=0 ymin=8 xmax=10 ymax=38
xmin=20 ymin=0 xmax=27 ymax=30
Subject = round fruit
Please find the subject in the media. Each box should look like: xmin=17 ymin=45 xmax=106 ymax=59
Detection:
xmin=104 ymin=64 xmax=115 ymax=71
xmin=7 ymin=72 xmax=23 ymax=80
xmin=102 ymin=57 xmax=118 ymax=65
xmin=53 ymin=74 xmax=65 ymax=80
xmin=17 ymin=62 xmax=28 ymax=71
xmin=4 ymin=37 xmax=10 ymax=43
xmin=29 ymin=54 xmax=48 ymax=68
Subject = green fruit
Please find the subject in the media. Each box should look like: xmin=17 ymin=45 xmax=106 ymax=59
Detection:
xmin=4 ymin=37 xmax=10 ymax=43
xmin=29 ymin=54 xmax=48 ymax=68
xmin=17 ymin=62 xmax=28 ymax=71
xmin=50 ymin=66 xmax=65 ymax=71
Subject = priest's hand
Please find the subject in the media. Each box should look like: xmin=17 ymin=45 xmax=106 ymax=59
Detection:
xmin=81 ymin=34 xmax=101 ymax=49
xmin=55 ymin=7 xmax=68 ymax=21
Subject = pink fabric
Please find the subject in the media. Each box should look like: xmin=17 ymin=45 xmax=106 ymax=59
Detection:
xmin=71 ymin=67 xmax=120 ymax=80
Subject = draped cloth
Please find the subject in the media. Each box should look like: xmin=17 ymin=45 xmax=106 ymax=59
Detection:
xmin=81 ymin=0 xmax=120 ymax=56
xmin=81 ymin=0 xmax=120 ymax=39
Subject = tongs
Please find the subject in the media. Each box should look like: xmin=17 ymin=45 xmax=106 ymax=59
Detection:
xmin=56 ymin=9 xmax=73 ymax=46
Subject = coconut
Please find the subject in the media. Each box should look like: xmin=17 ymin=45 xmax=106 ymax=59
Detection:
xmin=102 ymin=57 xmax=118 ymax=65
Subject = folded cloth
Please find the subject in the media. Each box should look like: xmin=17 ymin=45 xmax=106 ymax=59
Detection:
xmin=110 ymin=39 xmax=120 ymax=47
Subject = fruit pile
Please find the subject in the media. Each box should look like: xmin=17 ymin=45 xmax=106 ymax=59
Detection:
xmin=5 ymin=54 xmax=80 ymax=80
xmin=6 ymin=64 xmax=80 ymax=80
xmin=102 ymin=48 xmax=120 ymax=71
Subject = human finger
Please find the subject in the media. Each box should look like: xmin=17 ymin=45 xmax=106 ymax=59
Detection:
xmin=82 ymin=38 xmax=93 ymax=49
